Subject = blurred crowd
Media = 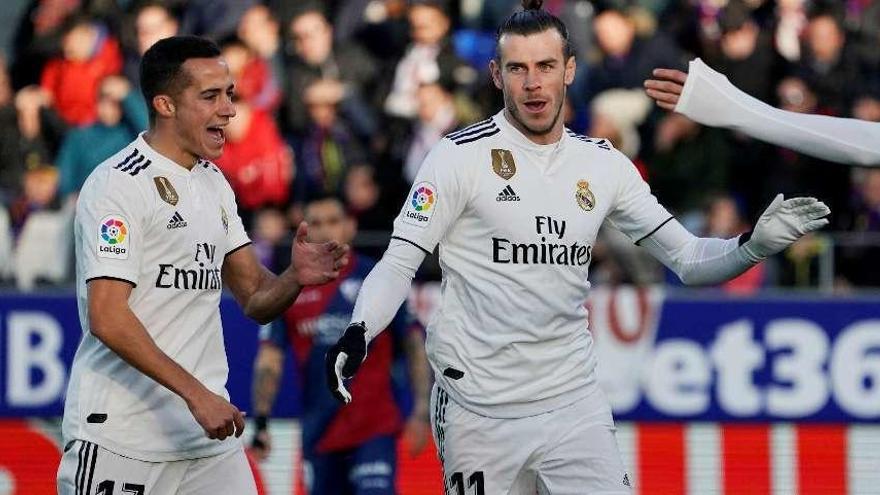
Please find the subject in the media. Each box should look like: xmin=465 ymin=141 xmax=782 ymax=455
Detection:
xmin=1 ymin=0 xmax=879 ymax=290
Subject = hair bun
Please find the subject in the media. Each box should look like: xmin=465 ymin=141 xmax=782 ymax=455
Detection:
xmin=522 ymin=0 xmax=543 ymax=10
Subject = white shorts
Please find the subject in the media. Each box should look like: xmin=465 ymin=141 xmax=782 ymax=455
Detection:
xmin=56 ymin=440 xmax=257 ymax=495
xmin=430 ymin=385 xmax=632 ymax=495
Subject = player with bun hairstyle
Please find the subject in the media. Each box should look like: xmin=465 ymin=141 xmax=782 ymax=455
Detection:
xmin=326 ymin=1 xmax=830 ymax=493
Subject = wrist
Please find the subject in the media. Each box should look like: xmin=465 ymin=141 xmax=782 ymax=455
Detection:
xmin=255 ymin=415 xmax=269 ymax=432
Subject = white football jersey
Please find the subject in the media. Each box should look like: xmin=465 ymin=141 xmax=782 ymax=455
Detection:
xmin=62 ymin=134 xmax=251 ymax=461
xmin=393 ymin=111 xmax=672 ymax=418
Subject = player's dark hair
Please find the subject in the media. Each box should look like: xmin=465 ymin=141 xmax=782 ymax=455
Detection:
xmin=495 ymin=0 xmax=572 ymax=60
xmin=140 ymin=35 xmax=221 ymax=125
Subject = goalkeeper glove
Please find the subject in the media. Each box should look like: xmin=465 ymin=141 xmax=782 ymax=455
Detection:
xmin=740 ymin=194 xmax=830 ymax=261
xmin=325 ymin=322 xmax=368 ymax=403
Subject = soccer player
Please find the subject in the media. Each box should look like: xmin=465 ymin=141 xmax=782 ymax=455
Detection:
xmin=250 ymin=195 xmax=431 ymax=494
xmin=56 ymin=36 xmax=346 ymax=495
xmin=325 ymin=2 xmax=831 ymax=493
xmin=644 ymin=57 xmax=880 ymax=166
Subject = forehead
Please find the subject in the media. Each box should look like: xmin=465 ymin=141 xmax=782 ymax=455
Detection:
xmin=497 ymin=30 xmax=566 ymax=63
xmin=180 ymin=58 xmax=232 ymax=90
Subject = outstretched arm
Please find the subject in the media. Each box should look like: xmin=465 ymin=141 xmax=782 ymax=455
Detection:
xmin=325 ymin=240 xmax=426 ymax=403
xmin=645 ymin=58 xmax=880 ymax=166
xmin=639 ymin=194 xmax=830 ymax=285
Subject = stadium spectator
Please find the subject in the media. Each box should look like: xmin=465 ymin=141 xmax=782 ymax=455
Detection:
xmin=837 ymin=168 xmax=880 ymax=287
xmin=708 ymin=0 xmax=784 ymax=104
xmin=213 ymin=95 xmax=293 ymax=219
xmin=123 ymin=2 xmax=179 ymax=88
xmin=237 ymin=4 xmax=284 ymax=106
xmin=401 ymin=80 xmax=460 ymax=183
xmin=383 ymin=0 xmax=474 ymax=120
xmin=703 ymin=195 xmax=766 ymax=293
xmin=251 ymin=195 xmax=430 ymax=495
xmin=40 ymin=14 xmax=122 ymax=126
xmin=588 ymin=7 xmax=685 ymax=101
xmin=283 ymin=6 xmax=378 ymax=139
xmin=10 ymin=0 xmax=82 ymax=88
xmin=8 ymin=164 xmax=60 ymax=236
xmin=178 ymin=0 xmax=255 ymax=40
xmin=219 ymin=36 xmax=280 ymax=113
xmin=56 ymin=75 xmax=148 ymax=200
xmin=0 ymin=83 xmax=66 ymax=207
xmin=293 ymin=78 xmax=369 ymax=207
xmin=793 ymin=6 xmax=861 ymax=116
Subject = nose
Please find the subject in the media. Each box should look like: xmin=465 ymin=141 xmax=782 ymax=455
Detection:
xmin=523 ymin=70 xmax=541 ymax=92
xmin=220 ymin=94 xmax=236 ymax=118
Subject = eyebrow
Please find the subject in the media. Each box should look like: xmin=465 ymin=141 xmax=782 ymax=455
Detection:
xmin=199 ymin=83 xmax=235 ymax=96
xmin=505 ymin=58 xmax=559 ymax=68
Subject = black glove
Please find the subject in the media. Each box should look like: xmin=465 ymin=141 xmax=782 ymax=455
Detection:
xmin=325 ymin=322 xmax=368 ymax=403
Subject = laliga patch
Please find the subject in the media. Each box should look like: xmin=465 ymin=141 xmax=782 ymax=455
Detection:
xmin=402 ymin=182 xmax=437 ymax=227
xmin=97 ymin=215 xmax=130 ymax=259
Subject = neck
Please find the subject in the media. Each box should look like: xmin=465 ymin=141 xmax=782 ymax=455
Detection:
xmin=144 ymin=127 xmax=198 ymax=170
xmin=502 ymin=108 xmax=563 ymax=145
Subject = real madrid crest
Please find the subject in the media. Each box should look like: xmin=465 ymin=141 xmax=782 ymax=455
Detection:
xmin=220 ymin=206 xmax=229 ymax=234
xmin=154 ymin=176 xmax=179 ymax=206
xmin=491 ymin=149 xmax=517 ymax=180
xmin=576 ymin=179 xmax=596 ymax=212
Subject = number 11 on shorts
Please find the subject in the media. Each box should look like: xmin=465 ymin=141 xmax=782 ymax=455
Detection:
xmin=449 ymin=471 xmax=485 ymax=495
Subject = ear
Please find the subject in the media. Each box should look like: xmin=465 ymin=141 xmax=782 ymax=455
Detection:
xmin=152 ymin=95 xmax=176 ymax=119
xmin=564 ymin=56 xmax=576 ymax=86
xmin=489 ymin=59 xmax=503 ymax=90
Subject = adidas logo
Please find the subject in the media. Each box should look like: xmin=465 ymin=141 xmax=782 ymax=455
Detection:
xmin=622 ymin=473 xmax=631 ymax=487
xmin=496 ymin=185 xmax=520 ymax=202
xmin=167 ymin=211 xmax=188 ymax=229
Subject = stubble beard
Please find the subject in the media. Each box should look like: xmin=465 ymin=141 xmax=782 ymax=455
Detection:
xmin=504 ymin=87 xmax=566 ymax=137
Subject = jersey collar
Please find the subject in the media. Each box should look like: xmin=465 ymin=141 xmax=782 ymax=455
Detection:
xmin=492 ymin=110 xmax=570 ymax=156
xmin=134 ymin=132 xmax=207 ymax=177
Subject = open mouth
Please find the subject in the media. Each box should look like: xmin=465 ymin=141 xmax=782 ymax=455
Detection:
xmin=207 ymin=126 xmax=226 ymax=145
xmin=523 ymin=100 xmax=548 ymax=113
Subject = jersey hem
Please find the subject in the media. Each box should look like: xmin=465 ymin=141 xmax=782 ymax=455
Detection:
xmin=634 ymin=215 xmax=675 ymax=246
xmin=390 ymin=236 xmax=432 ymax=255
xmin=85 ymin=276 xmax=137 ymax=287
xmin=67 ymin=432 xmax=240 ymax=462
xmin=440 ymin=380 xmax=597 ymax=419
xmin=225 ymin=241 xmax=252 ymax=258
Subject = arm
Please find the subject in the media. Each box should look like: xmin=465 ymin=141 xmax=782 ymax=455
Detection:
xmin=638 ymin=194 xmax=831 ymax=285
xmin=325 ymin=241 xmax=426 ymax=403
xmin=250 ymin=334 xmax=284 ymax=460
xmin=645 ymin=58 xmax=880 ymax=166
xmin=88 ymin=279 xmax=244 ymax=440
xmin=401 ymin=327 xmax=431 ymax=457
xmin=223 ymin=221 xmax=347 ymax=324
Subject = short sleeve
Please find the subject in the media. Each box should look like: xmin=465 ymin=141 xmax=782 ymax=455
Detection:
xmin=77 ymin=169 xmax=146 ymax=286
xmin=391 ymin=139 xmax=470 ymax=253
xmin=605 ymin=151 xmax=674 ymax=245
xmin=219 ymin=174 xmax=251 ymax=256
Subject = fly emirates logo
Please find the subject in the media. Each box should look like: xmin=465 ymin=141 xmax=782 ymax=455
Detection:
xmin=155 ymin=242 xmax=222 ymax=290
xmin=492 ymin=216 xmax=592 ymax=266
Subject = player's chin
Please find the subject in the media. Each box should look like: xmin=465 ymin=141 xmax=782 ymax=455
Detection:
xmin=199 ymin=139 xmax=225 ymax=160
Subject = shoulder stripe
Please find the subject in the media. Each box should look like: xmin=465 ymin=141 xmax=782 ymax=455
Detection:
xmin=129 ymin=159 xmax=151 ymax=176
xmin=448 ymin=122 xmax=498 ymax=142
xmin=118 ymin=154 xmax=144 ymax=172
xmin=452 ymin=127 xmax=500 ymax=145
xmin=446 ymin=118 xmax=492 ymax=139
xmin=113 ymin=149 xmax=140 ymax=170
xmin=566 ymin=131 xmax=612 ymax=150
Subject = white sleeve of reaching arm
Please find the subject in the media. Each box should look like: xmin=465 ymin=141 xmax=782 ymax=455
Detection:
xmin=638 ymin=218 xmax=759 ymax=285
xmin=676 ymin=57 xmax=880 ymax=166
xmin=350 ymin=239 xmax=426 ymax=341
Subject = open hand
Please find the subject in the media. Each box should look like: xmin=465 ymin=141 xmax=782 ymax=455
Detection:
xmin=741 ymin=194 xmax=831 ymax=260
xmin=291 ymin=222 xmax=349 ymax=286
xmin=644 ymin=68 xmax=688 ymax=111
